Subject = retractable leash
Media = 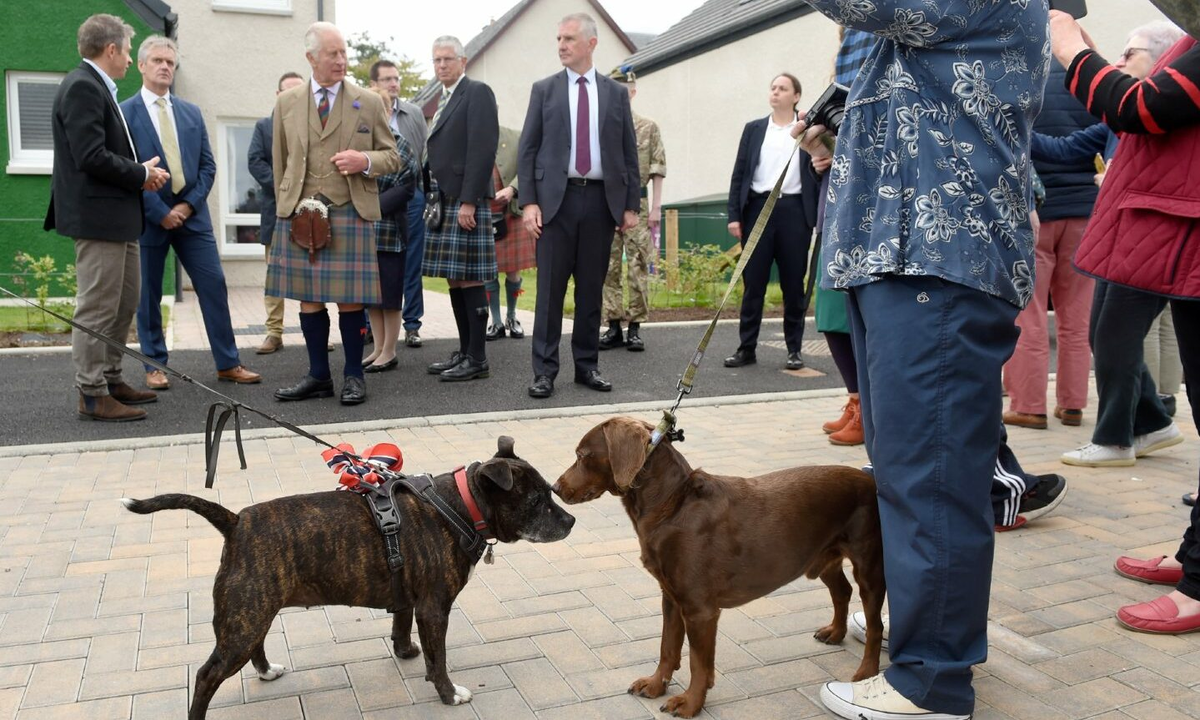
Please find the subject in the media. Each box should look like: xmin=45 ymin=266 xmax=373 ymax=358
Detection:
xmin=645 ymin=133 xmax=808 ymax=458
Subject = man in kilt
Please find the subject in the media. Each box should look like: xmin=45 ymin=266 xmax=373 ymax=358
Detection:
xmin=484 ymin=125 xmax=536 ymax=340
xmin=266 ymin=22 xmax=399 ymax=405
xmin=423 ymin=36 xmax=500 ymax=382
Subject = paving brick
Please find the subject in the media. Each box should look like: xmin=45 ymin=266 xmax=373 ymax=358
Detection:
xmin=447 ymin=637 xmax=540 ymax=671
xmin=974 ymin=676 xmax=1072 ymax=720
xmin=504 ymin=592 xmax=591 ymax=618
xmin=535 ymin=693 xmax=652 ymax=720
xmin=533 ymin=631 xmax=604 ymax=675
xmin=474 ymin=612 xmax=566 ymax=643
xmin=564 ymin=664 xmax=655 ymax=701
xmin=131 ymin=688 xmax=189 ymax=719
xmin=206 ymin=697 xmax=303 ymax=720
xmin=242 ymin=666 xmax=349 ymax=704
xmin=1037 ymin=647 xmax=1137 ymax=685
xmin=559 ymin=606 xmax=628 ymax=648
xmin=581 ymin=585 xmax=652 ymax=623
xmin=704 ymin=689 xmax=824 ymax=719
xmin=299 ymin=688 xmax=361 ymax=719
xmin=472 ymin=687 xmax=536 ymax=720
xmin=346 ymin=658 xmax=411 ymax=711
xmin=43 ymin=614 xmax=140 ymax=642
xmin=0 ymin=640 xmax=88 ymax=669
xmin=22 ymin=659 xmax=85 ymax=708
xmin=0 ymin=608 xmax=50 ymax=646
xmin=290 ymin=639 xmax=391 ymax=670
xmin=724 ymin=658 xmax=829 ymax=696
xmin=503 ymin=658 xmax=578 ymax=710
xmin=1038 ymin=676 xmax=1149 ymax=716
xmin=15 ymin=696 xmax=131 ymax=720
xmin=79 ymin=665 xmax=187 ymax=700
xmin=278 ymin=609 xmax=332 ymax=649
xmin=85 ymin=632 xmax=139 ymax=675
xmin=362 ymin=699 xmax=476 ymax=720
xmin=138 ymin=642 xmax=214 ymax=670
xmin=405 ymin=665 xmax=512 ymax=704
xmin=48 ymin=586 xmax=101 ymax=622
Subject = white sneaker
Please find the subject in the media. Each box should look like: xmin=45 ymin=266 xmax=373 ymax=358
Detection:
xmin=849 ymin=611 xmax=890 ymax=651
xmin=821 ymin=673 xmax=970 ymax=720
xmin=1060 ymin=443 xmax=1135 ymax=467
xmin=1133 ymin=423 xmax=1184 ymax=458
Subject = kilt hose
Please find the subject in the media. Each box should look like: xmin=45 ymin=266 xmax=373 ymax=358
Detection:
xmin=422 ymin=195 xmax=497 ymax=282
xmin=490 ymin=170 xmax=537 ymax=274
xmin=266 ymin=204 xmax=381 ymax=305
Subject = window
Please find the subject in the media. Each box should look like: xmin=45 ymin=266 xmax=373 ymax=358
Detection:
xmin=211 ymin=0 xmax=292 ymax=15
xmin=6 ymin=71 xmax=64 ymax=175
xmin=218 ymin=121 xmax=265 ymax=256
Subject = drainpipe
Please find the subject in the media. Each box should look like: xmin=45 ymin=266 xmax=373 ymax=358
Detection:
xmin=317 ymin=0 xmax=324 ymax=21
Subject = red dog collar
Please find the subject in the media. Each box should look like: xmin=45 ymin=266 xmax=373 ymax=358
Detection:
xmin=455 ymin=466 xmax=491 ymax=538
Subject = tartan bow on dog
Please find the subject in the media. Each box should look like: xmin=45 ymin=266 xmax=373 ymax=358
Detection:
xmin=322 ymin=443 xmax=404 ymax=492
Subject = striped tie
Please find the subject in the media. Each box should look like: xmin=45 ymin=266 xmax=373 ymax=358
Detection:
xmin=430 ymin=89 xmax=449 ymax=132
xmin=317 ymin=88 xmax=330 ymax=128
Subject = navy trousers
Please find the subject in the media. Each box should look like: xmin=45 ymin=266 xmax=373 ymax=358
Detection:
xmin=137 ymin=229 xmax=239 ymax=372
xmin=402 ymin=188 xmax=427 ymax=333
xmin=848 ymin=276 xmax=1019 ymax=715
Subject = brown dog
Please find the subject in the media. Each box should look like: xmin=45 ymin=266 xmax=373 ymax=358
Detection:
xmin=122 ymin=437 xmax=575 ymax=720
xmin=552 ymin=417 xmax=885 ymax=718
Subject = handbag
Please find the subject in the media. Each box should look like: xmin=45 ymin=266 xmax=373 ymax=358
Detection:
xmin=290 ymin=197 xmax=332 ymax=264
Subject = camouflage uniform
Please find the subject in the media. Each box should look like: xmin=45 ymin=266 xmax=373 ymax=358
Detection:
xmin=603 ymin=111 xmax=666 ymax=323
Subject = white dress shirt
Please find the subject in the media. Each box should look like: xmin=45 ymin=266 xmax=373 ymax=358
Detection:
xmin=566 ymin=66 xmax=602 ymax=180
xmin=750 ymin=116 xmax=803 ymax=195
xmin=139 ymin=86 xmax=182 ymax=164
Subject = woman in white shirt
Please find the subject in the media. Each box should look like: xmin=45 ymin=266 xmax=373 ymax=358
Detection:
xmin=724 ymin=73 xmax=822 ymax=371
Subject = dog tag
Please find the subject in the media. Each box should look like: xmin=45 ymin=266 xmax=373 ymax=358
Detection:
xmin=483 ymin=544 xmax=495 ymax=565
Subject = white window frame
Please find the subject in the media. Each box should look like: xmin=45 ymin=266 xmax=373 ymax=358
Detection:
xmin=217 ymin=119 xmax=266 ymax=258
xmin=211 ymin=0 xmax=293 ymax=16
xmin=6 ymin=71 xmax=64 ymax=175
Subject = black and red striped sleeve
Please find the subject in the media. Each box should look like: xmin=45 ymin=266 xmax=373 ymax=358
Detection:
xmin=1065 ymin=44 xmax=1200 ymax=135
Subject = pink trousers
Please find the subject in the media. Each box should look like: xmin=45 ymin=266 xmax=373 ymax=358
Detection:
xmin=1003 ymin=217 xmax=1094 ymax=414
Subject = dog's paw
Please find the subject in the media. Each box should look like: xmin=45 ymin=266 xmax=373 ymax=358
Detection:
xmin=451 ymin=684 xmax=473 ymax=705
xmin=814 ymin=623 xmax=846 ymax=645
xmin=628 ymin=675 xmax=667 ymax=698
xmin=258 ymin=663 xmax=287 ymax=681
xmin=660 ymin=693 xmax=701 ymax=718
xmin=395 ymin=642 xmax=421 ymax=660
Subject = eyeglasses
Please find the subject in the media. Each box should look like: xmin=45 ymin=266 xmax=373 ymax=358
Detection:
xmin=1120 ymin=47 xmax=1149 ymax=62
xmin=431 ymin=57 xmax=459 ymax=66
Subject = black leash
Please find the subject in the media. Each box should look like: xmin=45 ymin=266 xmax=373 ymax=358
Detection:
xmin=0 ymin=285 xmax=361 ymax=488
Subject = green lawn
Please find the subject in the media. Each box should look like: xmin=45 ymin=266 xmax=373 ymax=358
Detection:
xmin=0 ymin=304 xmax=169 ymax=334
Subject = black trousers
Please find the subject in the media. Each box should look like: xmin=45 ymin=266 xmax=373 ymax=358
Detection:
xmin=737 ymin=193 xmax=813 ymax=354
xmin=532 ymin=183 xmax=616 ymax=379
xmin=1169 ymin=298 xmax=1200 ymax=599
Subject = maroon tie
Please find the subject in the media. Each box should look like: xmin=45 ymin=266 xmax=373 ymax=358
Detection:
xmin=575 ymin=77 xmax=591 ymax=176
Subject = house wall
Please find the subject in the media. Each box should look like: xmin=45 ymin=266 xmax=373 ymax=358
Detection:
xmin=633 ymin=0 xmax=1172 ymax=207
xmin=468 ymin=0 xmax=635 ymax=131
xmin=1 ymin=2 xmax=158 ymax=295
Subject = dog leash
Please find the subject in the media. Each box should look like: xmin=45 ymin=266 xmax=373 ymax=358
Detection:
xmin=0 ymin=284 xmax=374 ymax=488
xmin=646 ymin=132 xmax=811 ymax=458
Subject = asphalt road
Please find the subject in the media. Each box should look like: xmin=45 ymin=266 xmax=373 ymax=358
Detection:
xmin=2 ymin=320 xmax=845 ymax=448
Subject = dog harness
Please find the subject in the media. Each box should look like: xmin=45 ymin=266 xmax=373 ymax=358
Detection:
xmin=323 ymin=444 xmax=494 ymax=610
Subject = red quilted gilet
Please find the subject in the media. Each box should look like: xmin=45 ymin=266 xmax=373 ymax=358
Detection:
xmin=1074 ymin=36 xmax=1200 ymax=300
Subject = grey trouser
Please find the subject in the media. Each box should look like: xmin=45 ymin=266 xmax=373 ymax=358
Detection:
xmin=73 ymin=239 xmax=139 ymax=396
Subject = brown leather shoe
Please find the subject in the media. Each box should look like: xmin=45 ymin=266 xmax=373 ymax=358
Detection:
xmin=78 ymin=393 xmax=146 ymax=422
xmin=217 ymin=365 xmax=262 ymax=384
xmin=146 ymin=370 xmax=170 ymax=390
xmin=829 ymin=398 xmax=864 ymax=446
xmin=823 ymin=396 xmax=859 ymax=434
xmin=256 ymin=335 xmax=283 ymax=354
xmin=107 ymin=382 xmax=157 ymax=405
xmin=1003 ymin=410 xmax=1048 ymax=429
xmin=1054 ymin=406 xmax=1083 ymax=426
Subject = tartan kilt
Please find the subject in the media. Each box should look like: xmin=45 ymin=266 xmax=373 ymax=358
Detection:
xmin=265 ymin=204 xmax=381 ymax=304
xmin=490 ymin=172 xmax=536 ymax=273
xmin=422 ymin=198 xmax=497 ymax=282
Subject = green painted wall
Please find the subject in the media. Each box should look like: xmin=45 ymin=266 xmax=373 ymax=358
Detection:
xmin=1 ymin=2 xmax=172 ymax=297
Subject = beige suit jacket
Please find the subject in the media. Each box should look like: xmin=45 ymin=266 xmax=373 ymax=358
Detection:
xmin=272 ymin=80 xmax=398 ymax=221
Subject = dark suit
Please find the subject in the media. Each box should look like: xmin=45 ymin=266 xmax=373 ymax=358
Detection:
xmin=518 ymin=69 xmax=640 ymax=380
xmin=426 ymin=76 xmax=499 ymax=203
xmin=727 ymin=116 xmax=821 ymax=354
xmin=121 ymin=92 xmax=241 ymax=372
xmin=45 ymin=61 xmax=147 ymax=397
xmin=248 ymin=115 xmax=277 ymax=245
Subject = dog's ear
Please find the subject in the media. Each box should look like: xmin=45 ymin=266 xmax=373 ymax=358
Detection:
xmin=602 ymin=418 xmax=650 ymax=490
xmin=495 ymin=436 xmax=517 ymax=459
xmin=476 ymin=458 xmax=514 ymax=492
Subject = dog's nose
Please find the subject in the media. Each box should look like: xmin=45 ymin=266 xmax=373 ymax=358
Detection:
xmin=551 ymin=481 xmax=563 ymax=496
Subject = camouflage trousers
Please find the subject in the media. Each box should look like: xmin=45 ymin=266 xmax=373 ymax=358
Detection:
xmin=603 ymin=200 xmax=653 ymax=324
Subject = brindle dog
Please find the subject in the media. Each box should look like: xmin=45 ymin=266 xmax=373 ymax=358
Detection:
xmin=552 ymin=417 xmax=885 ymax=718
xmin=122 ymin=437 xmax=574 ymax=720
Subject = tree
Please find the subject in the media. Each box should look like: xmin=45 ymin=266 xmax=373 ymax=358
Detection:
xmin=347 ymin=32 xmax=429 ymax=100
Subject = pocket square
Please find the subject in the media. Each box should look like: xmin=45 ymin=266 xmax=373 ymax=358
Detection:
xmin=356 ymin=124 xmax=370 ymax=133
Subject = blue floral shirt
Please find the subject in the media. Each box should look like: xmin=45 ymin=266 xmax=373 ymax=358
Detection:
xmin=809 ymin=0 xmax=1051 ymax=308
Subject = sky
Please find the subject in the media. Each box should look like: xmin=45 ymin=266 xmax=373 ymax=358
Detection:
xmin=337 ymin=0 xmax=707 ymax=74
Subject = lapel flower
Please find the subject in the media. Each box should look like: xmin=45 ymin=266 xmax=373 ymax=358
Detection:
xmin=352 ymin=99 xmax=361 ymax=110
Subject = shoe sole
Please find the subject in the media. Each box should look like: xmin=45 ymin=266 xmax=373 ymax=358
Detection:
xmin=819 ymin=682 xmax=967 ymax=720
xmin=1114 ymin=566 xmax=1182 ymax=586
xmin=340 ymin=397 xmax=366 ymax=405
xmin=575 ymin=382 xmax=612 ymax=391
xmin=1004 ymin=418 xmax=1048 ymax=429
xmin=528 ymin=390 xmax=553 ymax=398
xmin=724 ymin=360 xmax=757 ymax=368
xmin=1020 ymin=482 xmax=1067 ymax=523
xmin=78 ymin=412 xmax=146 ymax=422
xmin=627 ymin=345 xmax=644 ymax=352
xmin=218 ymin=377 xmax=262 ymax=384
xmin=274 ymin=390 xmax=335 ymax=401
xmin=439 ymin=371 xmax=490 ymax=382
xmin=829 ymin=436 xmax=865 ymax=446
xmin=1135 ymin=433 xmax=1184 ymax=458
xmin=1117 ymin=616 xmax=1200 ymax=634
xmin=1060 ymin=455 xmax=1134 ymax=468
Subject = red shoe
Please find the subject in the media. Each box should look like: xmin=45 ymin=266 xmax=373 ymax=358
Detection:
xmin=1117 ymin=595 xmax=1200 ymax=634
xmin=995 ymin=515 xmax=1027 ymax=532
xmin=1115 ymin=555 xmax=1183 ymax=585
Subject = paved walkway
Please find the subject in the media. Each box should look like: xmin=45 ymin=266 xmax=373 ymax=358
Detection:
xmin=0 ymin=373 xmax=1197 ymax=718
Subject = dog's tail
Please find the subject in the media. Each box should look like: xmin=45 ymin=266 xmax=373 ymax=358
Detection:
xmin=120 ymin=494 xmax=237 ymax=538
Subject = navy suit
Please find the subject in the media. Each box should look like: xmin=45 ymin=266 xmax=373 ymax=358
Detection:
xmin=120 ymin=92 xmax=240 ymax=372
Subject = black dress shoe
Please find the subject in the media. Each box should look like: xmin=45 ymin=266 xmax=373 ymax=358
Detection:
xmin=275 ymin=375 xmax=335 ymax=401
xmin=486 ymin=324 xmax=505 ymax=341
xmin=785 ymin=352 xmax=804 ymax=370
xmin=341 ymin=375 xmax=367 ymax=405
xmin=574 ymin=369 xmax=612 ymax=392
xmin=363 ymin=357 xmax=398 ymax=373
xmin=440 ymin=357 xmax=490 ymax=382
xmin=626 ymin=324 xmax=644 ymax=352
xmin=528 ymin=375 xmax=554 ymax=398
xmin=506 ymin=316 xmax=524 ymax=339
xmin=427 ymin=351 xmax=464 ymax=375
xmin=724 ymin=349 xmax=757 ymax=368
xmin=598 ymin=325 xmax=624 ymax=350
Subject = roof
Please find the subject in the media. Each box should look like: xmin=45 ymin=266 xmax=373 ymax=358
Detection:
xmin=123 ymin=0 xmax=178 ymax=36
xmin=619 ymin=0 xmax=815 ymax=78
xmin=411 ymin=0 xmax=637 ymax=107
xmin=625 ymin=32 xmax=657 ymax=50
